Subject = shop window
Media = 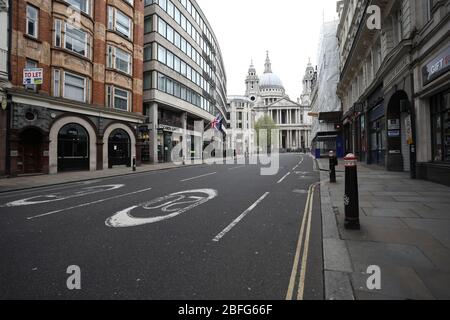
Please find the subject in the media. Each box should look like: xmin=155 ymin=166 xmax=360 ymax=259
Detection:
xmin=431 ymin=92 xmax=450 ymax=162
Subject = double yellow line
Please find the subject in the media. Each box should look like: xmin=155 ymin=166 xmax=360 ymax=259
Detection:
xmin=286 ymin=183 xmax=318 ymax=300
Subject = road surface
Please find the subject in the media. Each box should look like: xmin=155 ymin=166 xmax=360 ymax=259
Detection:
xmin=0 ymin=153 xmax=323 ymax=300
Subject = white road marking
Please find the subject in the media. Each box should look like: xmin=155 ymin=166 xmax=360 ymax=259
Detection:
xmin=0 ymin=181 xmax=92 ymax=199
xmin=277 ymin=172 xmax=291 ymax=184
xmin=213 ymin=192 xmax=270 ymax=242
xmin=27 ymin=187 xmax=153 ymax=220
xmin=105 ymin=189 xmax=217 ymax=228
xmin=4 ymin=185 xmax=124 ymax=207
xmin=228 ymin=165 xmax=246 ymax=171
xmin=180 ymin=172 xmax=217 ymax=182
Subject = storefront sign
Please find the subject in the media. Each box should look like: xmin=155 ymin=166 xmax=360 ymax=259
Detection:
xmin=369 ymin=103 xmax=385 ymax=122
xmin=388 ymin=130 xmax=400 ymax=137
xmin=388 ymin=119 xmax=400 ymax=130
xmin=23 ymin=68 xmax=43 ymax=85
xmin=423 ymin=46 xmax=450 ymax=86
xmin=158 ymin=124 xmax=181 ymax=133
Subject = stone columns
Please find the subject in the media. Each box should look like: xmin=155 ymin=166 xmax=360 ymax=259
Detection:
xmin=149 ymin=102 xmax=158 ymax=164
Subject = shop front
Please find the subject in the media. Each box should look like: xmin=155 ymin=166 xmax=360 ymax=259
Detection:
xmin=57 ymin=123 xmax=90 ymax=172
xmin=157 ymin=124 xmax=182 ymax=163
xmin=368 ymin=102 xmax=386 ymax=166
xmin=108 ymin=129 xmax=131 ymax=168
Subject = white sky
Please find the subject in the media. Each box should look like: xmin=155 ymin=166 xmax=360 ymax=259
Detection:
xmin=196 ymin=0 xmax=339 ymax=100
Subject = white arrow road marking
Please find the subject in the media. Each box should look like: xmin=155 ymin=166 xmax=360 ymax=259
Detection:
xmin=6 ymin=185 xmax=124 ymax=207
xmin=213 ymin=192 xmax=270 ymax=242
xmin=27 ymin=187 xmax=153 ymax=220
xmin=180 ymin=172 xmax=217 ymax=182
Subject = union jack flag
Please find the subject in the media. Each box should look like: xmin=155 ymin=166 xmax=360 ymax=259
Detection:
xmin=211 ymin=116 xmax=223 ymax=131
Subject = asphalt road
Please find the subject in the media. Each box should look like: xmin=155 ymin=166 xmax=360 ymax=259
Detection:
xmin=0 ymin=153 xmax=322 ymax=300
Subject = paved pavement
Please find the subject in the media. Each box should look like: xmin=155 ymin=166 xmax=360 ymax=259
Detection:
xmin=318 ymin=158 xmax=450 ymax=300
xmin=0 ymin=153 xmax=323 ymax=300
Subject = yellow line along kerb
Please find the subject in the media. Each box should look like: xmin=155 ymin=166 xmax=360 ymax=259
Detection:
xmin=285 ymin=183 xmax=317 ymax=300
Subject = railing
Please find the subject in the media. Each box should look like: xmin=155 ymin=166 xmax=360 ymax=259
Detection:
xmin=0 ymin=48 xmax=7 ymax=78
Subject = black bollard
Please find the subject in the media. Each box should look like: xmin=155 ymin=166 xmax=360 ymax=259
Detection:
xmin=329 ymin=151 xmax=337 ymax=183
xmin=133 ymin=157 xmax=136 ymax=172
xmin=344 ymin=153 xmax=360 ymax=230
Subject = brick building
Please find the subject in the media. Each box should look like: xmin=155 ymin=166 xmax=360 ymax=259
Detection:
xmin=5 ymin=0 xmax=144 ymax=176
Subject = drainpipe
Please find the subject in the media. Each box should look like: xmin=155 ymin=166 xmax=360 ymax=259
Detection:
xmin=409 ymin=73 xmax=417 ymax=180
xmin=7 ymin=0 xmax=11 ymax=82
xmin=5 ymin=93 xmax=11 ymax=176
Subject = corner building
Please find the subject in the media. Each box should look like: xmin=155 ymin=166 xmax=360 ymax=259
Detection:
xmin=142 ymin=0 xmax=227 ymax=163
xmin=7 ymin=0 xmax=144 ymax=176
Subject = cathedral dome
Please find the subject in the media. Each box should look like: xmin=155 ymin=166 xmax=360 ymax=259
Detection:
xmin=259 ymin=72 xmax=284 ymax=89
xmin=259 ymin=51 xmax=284 ymax=90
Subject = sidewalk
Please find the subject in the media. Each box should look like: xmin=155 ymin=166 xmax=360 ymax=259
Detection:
xmin=317 ymin=158 xmax=450 ymax=300
xmin=0 ymin=161 xmax=204 ymax=193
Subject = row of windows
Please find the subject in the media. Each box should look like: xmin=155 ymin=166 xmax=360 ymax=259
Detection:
xmin=153 ymin=43 xmax=210 ymax=94
xmin=146 ymin=72 xmax=212 ymax=114
xmin=26 ymin=4 xmax=133 ymax=42
xmin=153 ymin=15 xmax=214 ymax=80
xmin=62 ymin=0 xmax=133 ymax=17
xmin=178 ymin=0 xmax=219 ymax=61
xmin=53 ymin=18 xmax=133 ymax=77
xmin=51 ymin=68 xmax=132 ymax=111
xmin=145 ymin=0 xmax=215 ymax=63
xmin=24 ymin=58 xmax=132 ymax=111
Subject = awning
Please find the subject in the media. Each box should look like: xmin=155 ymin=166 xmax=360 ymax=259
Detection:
xmin=318 ymin=112 xmax=342 ymax=122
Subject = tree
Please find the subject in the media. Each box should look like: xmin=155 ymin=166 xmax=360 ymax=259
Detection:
xmin=254 ymin=115 xmax=277 ymax=152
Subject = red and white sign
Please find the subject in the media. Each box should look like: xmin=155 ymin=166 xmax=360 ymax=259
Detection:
xmin=23 ymin=68 xmax=43 ymax=85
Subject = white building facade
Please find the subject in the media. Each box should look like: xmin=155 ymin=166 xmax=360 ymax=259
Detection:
xmin=310 ymin=20 xmax=344 ymax=158
xmin=227 ymin=53 xmax=312 ymax=153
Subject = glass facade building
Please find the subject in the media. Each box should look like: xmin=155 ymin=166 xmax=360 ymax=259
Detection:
xmin=142 ymin=0 xmax=227 ymax=163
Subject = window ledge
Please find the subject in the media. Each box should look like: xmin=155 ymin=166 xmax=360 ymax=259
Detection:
xmin=105 ymin=67 xmax=133 ymax=80
xmin=23 ymin=34 xmax=42 ymax=44
xmin=51 ymin=47 xmax=92 ymax=64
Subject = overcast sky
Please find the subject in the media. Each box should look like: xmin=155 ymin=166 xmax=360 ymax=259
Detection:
xmin=196 ymin=0 xmax=339 ymax=100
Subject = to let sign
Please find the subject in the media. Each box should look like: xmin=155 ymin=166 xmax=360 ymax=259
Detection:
xmin=23 ymin=68 xmax=43 ymax=85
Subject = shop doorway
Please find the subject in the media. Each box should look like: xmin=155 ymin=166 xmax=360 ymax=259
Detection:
xmin=18 ymin=128 xmax=43 ymax=174
xmin=108 ymin=129 xmax=131 ymax=168
xmin=58 ymin=123 xmax=89 ymax=172
xmin=368 ymin=103 xmax=386 ymax=166
xmin=387 ymin=91 xmax=410 ymax=172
